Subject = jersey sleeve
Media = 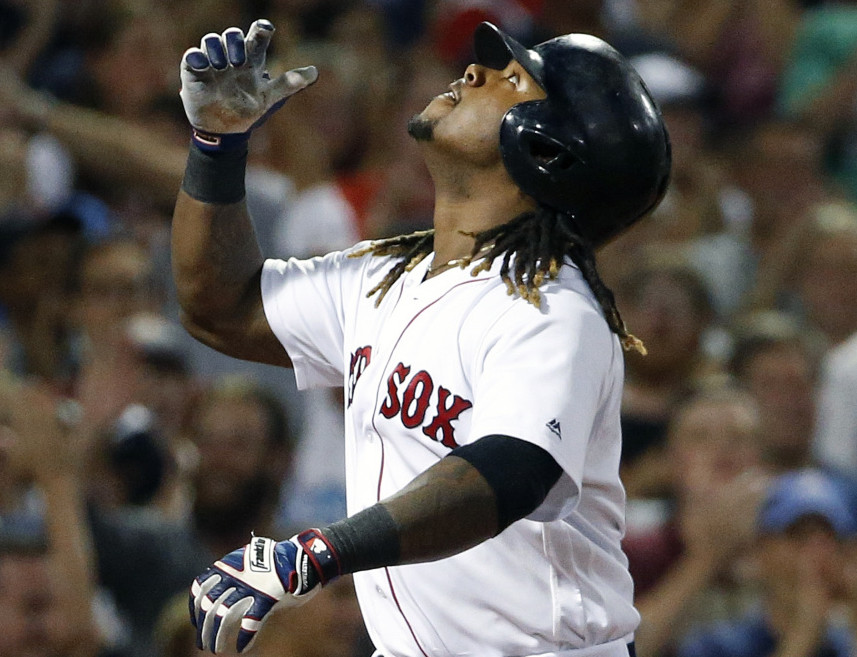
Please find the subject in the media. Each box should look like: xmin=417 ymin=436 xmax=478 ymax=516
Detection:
xmin=467 ymin=287 xmax=622 ymax=518
xmin=260 ymin=249 xmax=361 ymax=389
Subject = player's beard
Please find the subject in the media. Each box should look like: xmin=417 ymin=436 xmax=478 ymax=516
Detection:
xmin=407 ymin=114 xmax=438 ymax=141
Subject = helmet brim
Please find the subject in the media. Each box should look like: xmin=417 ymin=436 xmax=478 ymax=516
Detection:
xmin=473 ymin=22 xmax=545 ymax=90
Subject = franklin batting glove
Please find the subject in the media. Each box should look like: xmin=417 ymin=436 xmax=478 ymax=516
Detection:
xmin=179 ymin=19 xmax=317 ymax=152
xmin=189 ymin=530 xmax=341 ymax=653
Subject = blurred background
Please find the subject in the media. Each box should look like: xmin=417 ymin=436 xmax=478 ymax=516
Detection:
xmin=1 ymin=1 xmax=857 ymax=656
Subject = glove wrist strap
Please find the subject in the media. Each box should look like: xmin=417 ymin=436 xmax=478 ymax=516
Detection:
xmin=291 ymin=505 xmax=402 ymax=592
xmin=191 ymin=128 xmax=252 ymax=153
xmin=293 ymin=529 xmax=342 ymax=590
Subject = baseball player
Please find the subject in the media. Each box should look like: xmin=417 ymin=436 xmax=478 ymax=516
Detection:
xmin=174 ymin=18 xmax=670 ymax=657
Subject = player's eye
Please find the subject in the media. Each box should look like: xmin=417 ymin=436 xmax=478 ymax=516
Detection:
xmin=507 ymin=72 xmax=520 ymax=86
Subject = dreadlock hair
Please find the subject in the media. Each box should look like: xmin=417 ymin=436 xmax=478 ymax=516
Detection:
xmin=349 ymin=206 xmax=646 ymax=354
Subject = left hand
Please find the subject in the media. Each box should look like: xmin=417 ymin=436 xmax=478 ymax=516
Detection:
xmin=190 ymin=532 xmax=335 ymax=653
xmin=179 ymin=20 xmax=317 ymax=149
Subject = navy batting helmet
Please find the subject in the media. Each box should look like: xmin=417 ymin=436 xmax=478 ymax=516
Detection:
xmin=474 ymin=22 xmax=671 ymax=247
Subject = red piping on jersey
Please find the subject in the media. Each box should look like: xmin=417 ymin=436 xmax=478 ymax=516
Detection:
xmin=385 ymin=567 xmax=430 ymax=657
xmin=368 ymin=275 xmax=487 ymax=657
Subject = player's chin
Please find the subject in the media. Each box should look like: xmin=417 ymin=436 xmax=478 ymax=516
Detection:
xmin=407 ymin=113 xmax=440 ymax=142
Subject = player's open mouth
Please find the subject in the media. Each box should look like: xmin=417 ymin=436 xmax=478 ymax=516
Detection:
xmin=442 ymin=84 xmax=461 ymax=104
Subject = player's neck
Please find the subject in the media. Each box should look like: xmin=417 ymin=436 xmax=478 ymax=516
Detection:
xmin=429 ymin=170 xmax=537 ymax=266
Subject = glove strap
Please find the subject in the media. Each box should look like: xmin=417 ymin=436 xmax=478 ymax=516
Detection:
xmin=294 ymin=529 xmax=342 ymax=590
xmin=191 ymin=127 xmax=252 ymax=153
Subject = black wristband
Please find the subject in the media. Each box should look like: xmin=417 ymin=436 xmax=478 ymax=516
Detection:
xmin=180 ymin=141 xmax=248 ymax=204
xmin=319 ymin=504 xmax=401 ymax=578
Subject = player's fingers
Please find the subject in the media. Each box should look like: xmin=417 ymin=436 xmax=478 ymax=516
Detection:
xmin=202 ymin=33 xmax=228 ymax=70
xmin=236 ymin=626 xmax=259 ymax=654
xmin=216 ymin=596 xmax=254 ymax=653
xmin=192 ymin=573 xmax=220 ymax=617
xmin=246 ymin=19 xmax=275 ymax=66
xmin=266 ymin=66 xmax=318 ymax=103
xmin=209 ymin=587 xmax=239 ymax=653
xmin=192 ymin=574 xmax=221 ymax=642
xmin=201 ymin=586 xmax=232 ymax=653
xmin=188 ymin=585 xmax=199 ymax=627
xmin=234 ymin=593 xmax=275 ymax=651
xmin=181 ymin=47 xmax=212 ymax=80
xmin=223 ymin=27 xmax=246 ymax=67
xmin=237 ymin=601 xmax=265 ymax=655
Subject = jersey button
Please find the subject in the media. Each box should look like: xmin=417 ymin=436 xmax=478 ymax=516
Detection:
xmin=375 ymin=585 xmax=387 ymax=598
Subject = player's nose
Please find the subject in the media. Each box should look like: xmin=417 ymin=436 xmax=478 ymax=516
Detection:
xmin=464 ymin=63 xmax=488 ymax=87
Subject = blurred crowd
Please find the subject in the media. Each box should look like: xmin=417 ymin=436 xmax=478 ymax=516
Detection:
xmin=1 ymin=0 xmax=857 ymax=656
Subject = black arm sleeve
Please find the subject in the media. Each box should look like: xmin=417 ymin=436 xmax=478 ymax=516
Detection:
xmin=450 ymin=434 xmax=563 ymax=531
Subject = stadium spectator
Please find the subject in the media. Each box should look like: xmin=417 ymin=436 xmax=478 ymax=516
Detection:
xmin=676 ymin=468 xmax=857 ymax=657
xmin=0 ymin=379 xmax=104 ymax=657
xmin=614 ymin=257 xmax=716 ymax=499
xmin=624 ymin=384 xmax=768 ymax=657
xmin=789 ymin=201 xmax=857 ymax=476
xmin=728 ymin=311 xmax=825 ymax=472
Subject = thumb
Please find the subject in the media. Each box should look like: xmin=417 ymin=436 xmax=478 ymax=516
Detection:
xmin=266 ymin=66 xmax=318 ymax=103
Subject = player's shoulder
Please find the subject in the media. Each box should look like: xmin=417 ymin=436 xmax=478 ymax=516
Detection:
xmin=267 ymin=241 xmax=393 ymax=276
xmin=465 ymin=259 xmax=615 ymax=348
xmin=476 ymin=258 xmax=604 ymax=321
xmin=346 ymin=241 xmax=399 ymax=279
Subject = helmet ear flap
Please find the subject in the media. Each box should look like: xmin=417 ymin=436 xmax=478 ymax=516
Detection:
xmin=500 ymin=101 xmax=582 ymax=201
xmin=519 ymin=129 xmax=579 ymax=177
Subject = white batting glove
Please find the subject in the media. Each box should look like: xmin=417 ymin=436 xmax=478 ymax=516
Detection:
xmin=189 ymin=531 xmax=341 ymax=653
xmin=179 ymin=19 xmax=317 ymax=151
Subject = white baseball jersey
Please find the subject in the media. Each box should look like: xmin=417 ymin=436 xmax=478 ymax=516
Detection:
xmin=261 ymin=243 xmax=639 ymax=657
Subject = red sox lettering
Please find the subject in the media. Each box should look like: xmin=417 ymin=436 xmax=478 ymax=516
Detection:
xmin=348 ymin=346 xmax=373 ymax=407
xmin=379 ymin=363 xmax=473 ymax=448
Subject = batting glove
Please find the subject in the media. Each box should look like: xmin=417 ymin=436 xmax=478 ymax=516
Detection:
xmin=189 ymin=530 xmax=341 ymax=653
xmin=179 ymin=19 xmax=317 ymax=152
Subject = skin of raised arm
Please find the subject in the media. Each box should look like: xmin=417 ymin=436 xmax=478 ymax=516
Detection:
xmin=380 ymin=455 xmax=499 ymax=564
xmin=172 ymin=190 xmax=292 ymax=366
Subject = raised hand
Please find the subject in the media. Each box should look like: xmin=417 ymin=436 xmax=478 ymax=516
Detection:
xmin=179 ymin=20 xmax=317 ymax=151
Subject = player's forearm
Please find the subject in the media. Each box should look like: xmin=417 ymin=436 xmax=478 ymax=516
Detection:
xmin=297 ymin=456 xmax=499 ymax=591
xmin=172 ymin=188 xmax=266 ymax=351
xmin=319 ymin=438 xmax=561 ymax=575
xmin=381 ymin=455 xmax=499 ymax=563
